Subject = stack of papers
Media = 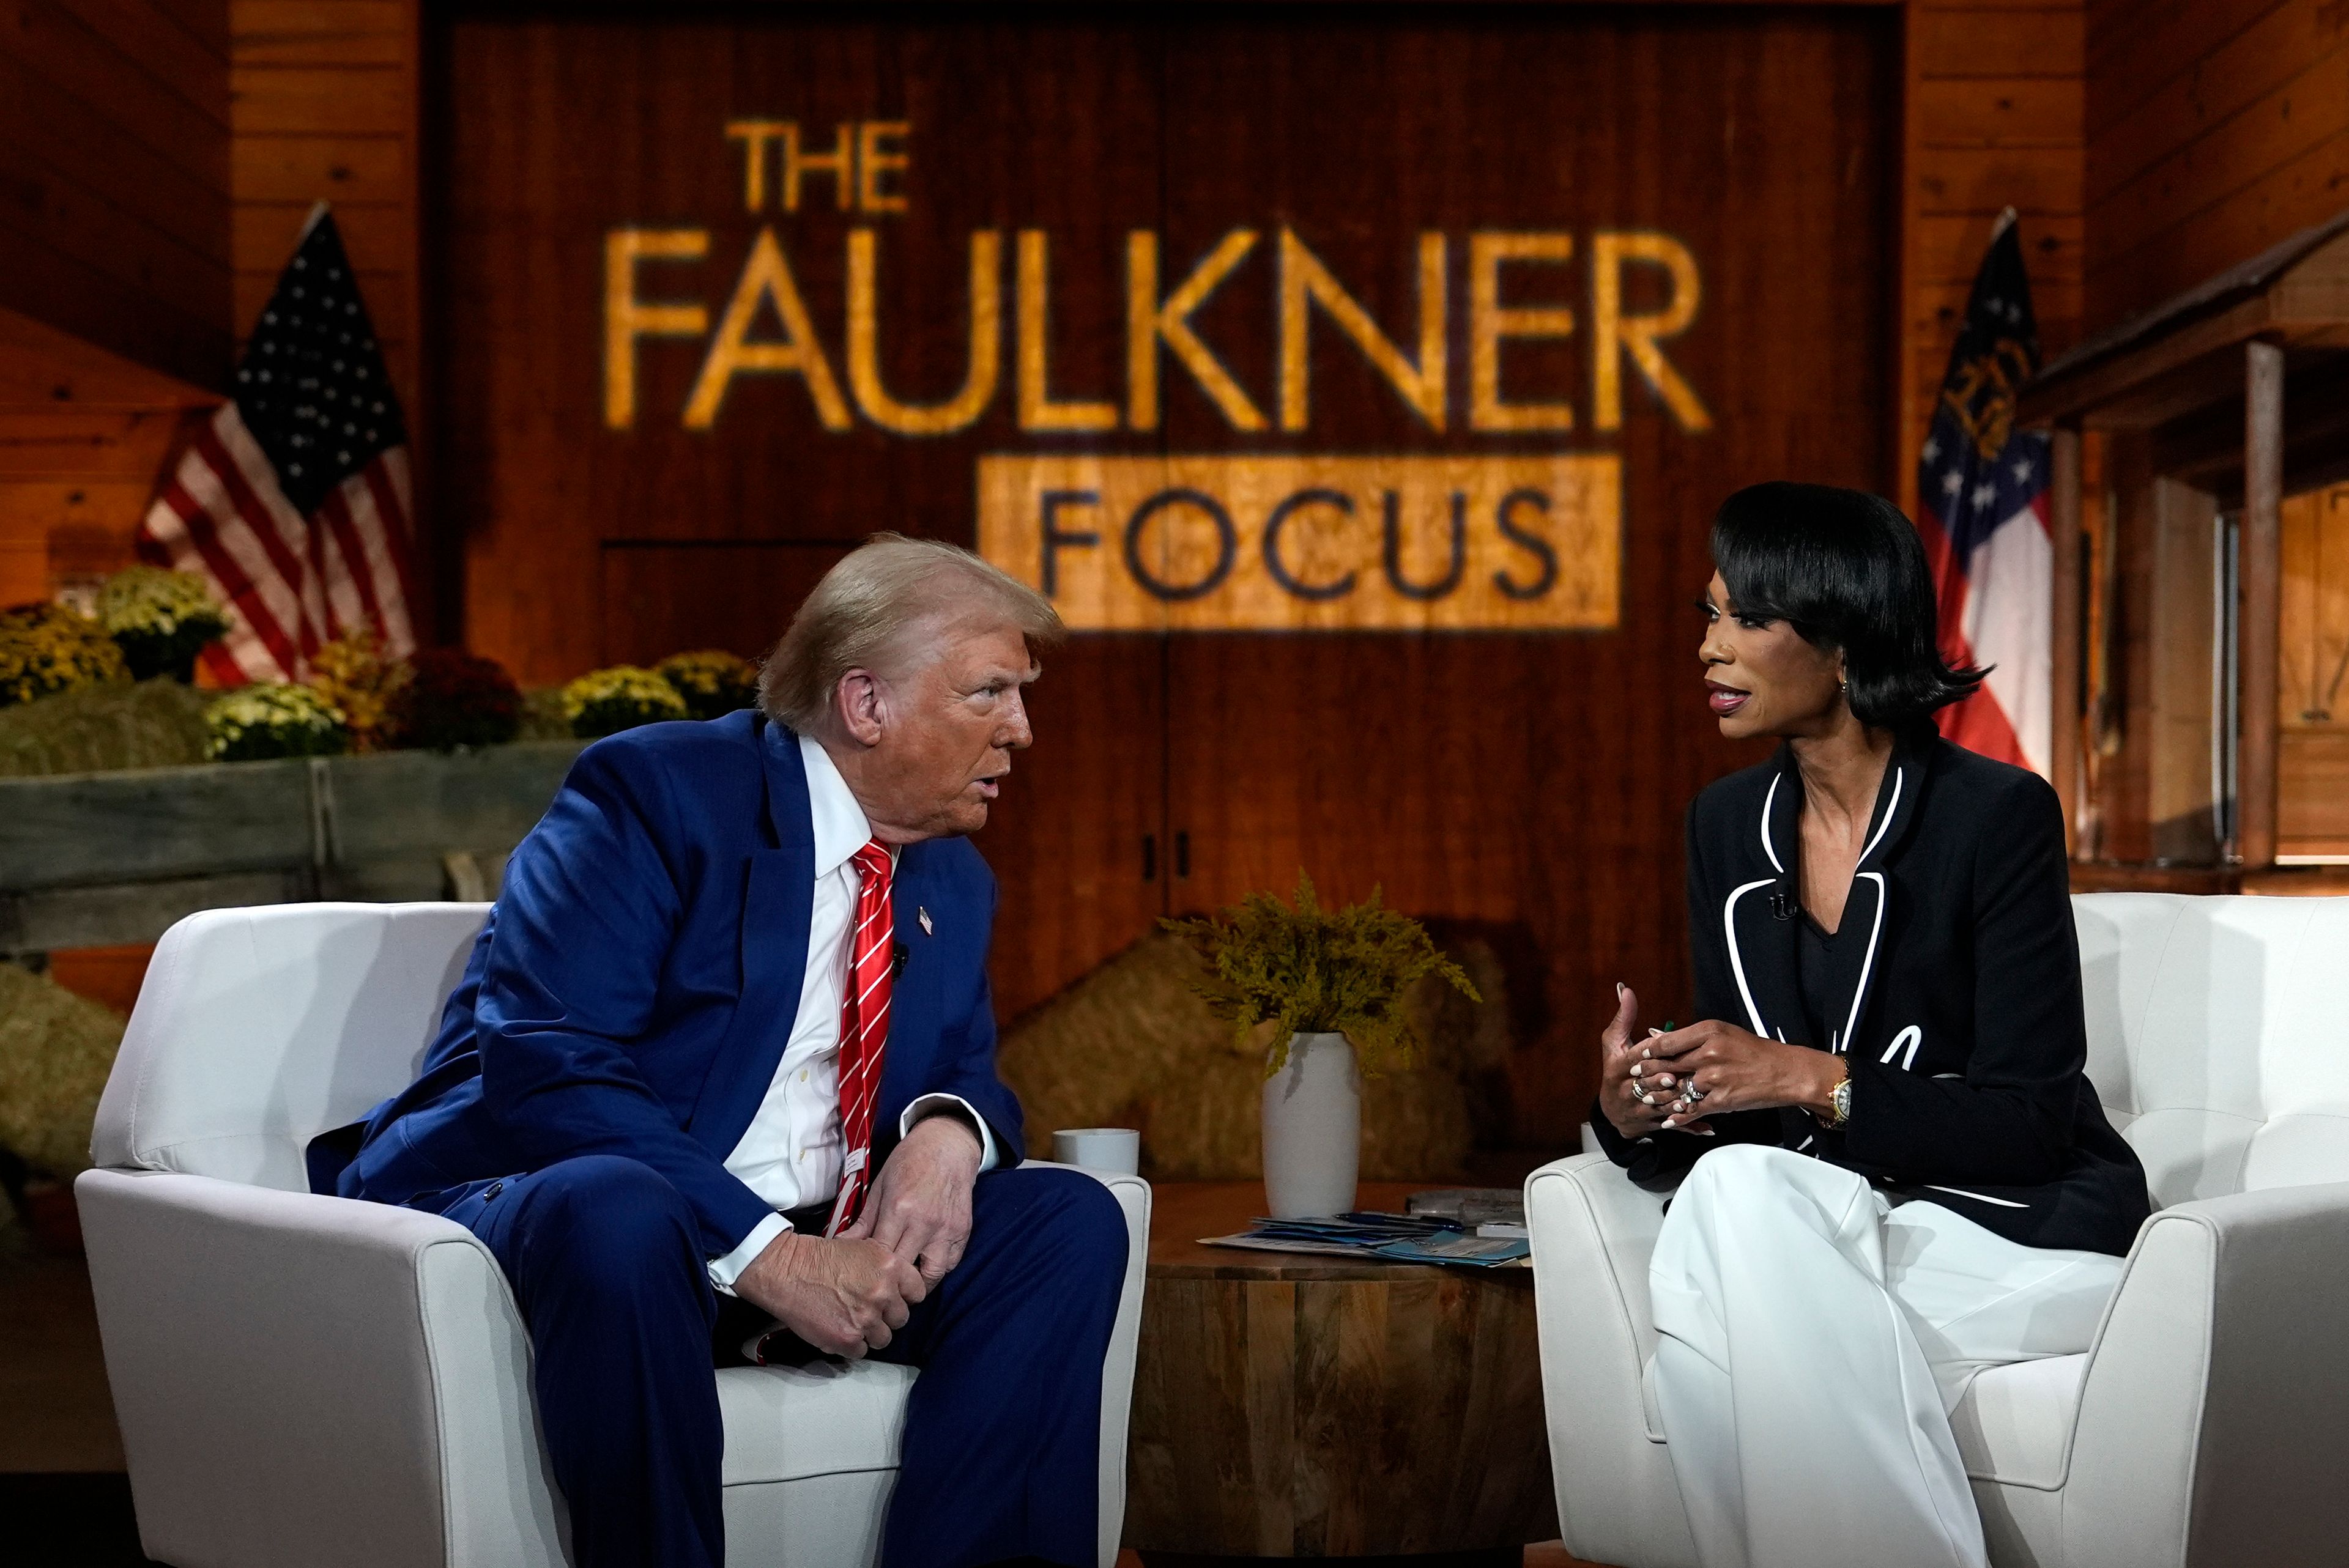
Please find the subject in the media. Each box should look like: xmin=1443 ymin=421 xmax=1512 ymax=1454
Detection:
xmin=1404 ymin=1187 xmax=1527 ymax=1228
xmin=1200 ymin=1211 xmax=1532 ymax=1269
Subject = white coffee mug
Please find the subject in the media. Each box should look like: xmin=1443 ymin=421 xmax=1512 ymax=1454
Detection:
xmin=1051 ymin=1127 xmax=1141 ymax=1175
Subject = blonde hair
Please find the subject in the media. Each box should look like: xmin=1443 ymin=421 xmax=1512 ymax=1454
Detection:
xmin=759 ymin=533 xmax=1064 ymax=731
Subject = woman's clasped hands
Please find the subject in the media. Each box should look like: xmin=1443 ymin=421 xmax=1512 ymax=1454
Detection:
xmin=1601 ymin=984 xmax=1844 ymax=1139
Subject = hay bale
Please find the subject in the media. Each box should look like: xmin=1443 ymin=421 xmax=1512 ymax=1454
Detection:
xmin=997 ymin=933 xmax=1217 ymax=1153
xmin=0 ymin=677 xmax=209 ymax=777
xmin=0 ymin=962 xmax=125 ymax=1177
xmin=998 ymin=930 xmax=1512 ymax=1182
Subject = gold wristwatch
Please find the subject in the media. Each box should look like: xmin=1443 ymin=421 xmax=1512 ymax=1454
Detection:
xmin=1819 ymin=1063 xmax=1852 ymax=1128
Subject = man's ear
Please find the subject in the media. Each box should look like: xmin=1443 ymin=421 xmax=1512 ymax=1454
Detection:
xmin=834 ymin=670 xmax=886 ymax=748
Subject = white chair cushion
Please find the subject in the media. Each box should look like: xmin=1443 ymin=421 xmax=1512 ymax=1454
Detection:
xmin=92 ymin=903 xmax=487 ymax=1191
xmin=2240 ymin=1111 xmax=2349 ymax=1190
xmin=716 ymin=1361 xmax=918 ymax=1485
xmin=1950 ymin=1352 xmax=2087 ymax=1490
xmin=2074 ymin=895 xmax=2349 ymax=1206
xmin=2119 ymin=1107 xmax=2261 ymax=1207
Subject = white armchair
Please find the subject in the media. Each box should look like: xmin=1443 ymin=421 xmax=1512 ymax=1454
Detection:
xmin=76 ymin=903 xmax=1151 ymax=1568
xmin=1526 ymin=892 xmax=2349 ymax=1568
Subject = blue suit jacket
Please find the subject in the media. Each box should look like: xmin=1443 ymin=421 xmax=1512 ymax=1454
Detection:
xmin=335 ymin=710 xmax=1025 ymax=1260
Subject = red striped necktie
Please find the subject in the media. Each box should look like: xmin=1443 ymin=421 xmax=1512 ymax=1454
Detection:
xmin=826 ymin=840 xmax=895 ymax=1237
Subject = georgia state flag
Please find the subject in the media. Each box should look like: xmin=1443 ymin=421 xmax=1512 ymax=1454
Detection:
xmin=1917 ymin=209 xmax=2052 ymax=775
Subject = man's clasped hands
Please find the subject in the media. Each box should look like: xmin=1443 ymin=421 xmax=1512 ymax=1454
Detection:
xmin=732 ymin=1111 xmax=984 ymax=1358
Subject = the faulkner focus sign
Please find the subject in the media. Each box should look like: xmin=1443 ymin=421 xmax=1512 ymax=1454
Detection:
xmin=600 ymin=119 xmax=1709 ymax=632
xmin=442 ymin=13 xmax=1890 ymax=691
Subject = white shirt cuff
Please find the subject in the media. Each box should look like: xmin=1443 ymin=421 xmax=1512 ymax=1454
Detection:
xmin=707 ymin=1211 xmax=792 ymax=1296
xmin=900 ymin=1093 xmax=1002 ymax=1172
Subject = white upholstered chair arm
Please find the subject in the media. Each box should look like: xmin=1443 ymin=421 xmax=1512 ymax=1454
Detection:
xmin=75 ymin=1167 xmax=564 ymax=1568
xmin=1016 ymin=1159 xmax=1151 ymax=1568
xmin=2060 ymin=1180 xmax=2349 ymax=1568
xmin=1524 ymin=1152 xmax=1697 ymax=1568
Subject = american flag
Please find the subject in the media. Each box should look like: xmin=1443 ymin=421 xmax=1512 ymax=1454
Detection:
xmin=1916 ymin=209 xmax=2052 ymax=775
xmin=138 ymin=205 xmax=418 ymax=683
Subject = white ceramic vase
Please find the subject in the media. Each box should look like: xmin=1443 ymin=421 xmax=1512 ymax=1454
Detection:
xmin=1260 ymin=1031 xmax=1362 ymax=1218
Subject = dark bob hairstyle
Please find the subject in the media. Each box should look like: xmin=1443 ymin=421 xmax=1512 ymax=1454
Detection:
xmin=1711 ymin=481 xmax=1986 ymax=729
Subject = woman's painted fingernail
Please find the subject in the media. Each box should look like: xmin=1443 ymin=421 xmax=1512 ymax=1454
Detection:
xmin=1616 ymin=982 xmax=1627 ymax=1000
xmin=1641 ymin=1047 xmax=1652 ymax=1060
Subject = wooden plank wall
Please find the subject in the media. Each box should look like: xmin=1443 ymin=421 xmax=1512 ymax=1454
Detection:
xmin=0 ymin=308 xmax=215 ymax=607
xmin=2084 ymin=0 xmax=2349 ymax=336
xmin=0 ymin=5 xmax=425 ymax=618
xmin=0 ymin=0 xmax=234 ymax=389
xmin=0 ymin=0 xmax=232 ymax=607
xmin=229 ymin=0 xmax=421 ymax=417
xmin=1902 ymin=0 xmax=2085 ymax=513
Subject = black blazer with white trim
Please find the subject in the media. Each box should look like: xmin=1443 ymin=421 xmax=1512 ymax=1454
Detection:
xmin=1591 ymin=726 xmax=2151 ymax=1257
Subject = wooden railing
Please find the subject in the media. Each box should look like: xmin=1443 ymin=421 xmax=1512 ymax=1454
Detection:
xmin=0 ymin=741 xmax=584 ymax=955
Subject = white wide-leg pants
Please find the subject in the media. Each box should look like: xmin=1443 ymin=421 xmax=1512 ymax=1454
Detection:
xmin=1647 ymin=1144 xmax=2124 ymax=1568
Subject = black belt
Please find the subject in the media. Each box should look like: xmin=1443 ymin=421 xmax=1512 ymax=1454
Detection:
xmin=781 ymin=1199 xmax=835 ymax=1235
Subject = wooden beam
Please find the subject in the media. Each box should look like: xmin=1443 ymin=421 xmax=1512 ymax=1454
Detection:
xmin=2017 ymin=293 xmax=2274 ymax=427
xmin=2240 ymin=339 xmax=2284 ymax=869
xmin=0 ymin=870 xmax=312 ymax=955
xmin=2050 ymin=423 xmax=2082 ymax=854
xmin=2146 ymin=476 xmax=2219 ymax=864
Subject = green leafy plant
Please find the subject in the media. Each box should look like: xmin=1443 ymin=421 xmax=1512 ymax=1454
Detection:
xmin=1162 ymin=871 xmax=1479 ymax=1076
xmin=96 ymin=566 xmax=226 ymax=681
xmin=656 ymin=648 xmax=759 ymax=721
xmin=205 ymin=683 xmax=349 ymax=761
xmin=562 ymin=664 xmax=689 ymax=738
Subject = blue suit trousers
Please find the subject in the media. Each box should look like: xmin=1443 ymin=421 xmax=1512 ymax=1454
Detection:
xmin=420 ymin=1160 xmax=1128 ymax=1568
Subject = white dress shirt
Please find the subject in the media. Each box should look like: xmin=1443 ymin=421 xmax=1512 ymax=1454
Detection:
xmin=705 ymin=734 xmax=1000 ymax=1293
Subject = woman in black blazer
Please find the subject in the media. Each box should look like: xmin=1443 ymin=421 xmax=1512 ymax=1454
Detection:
xmin=1587 ymin=483 xmax=2151 ymax=1568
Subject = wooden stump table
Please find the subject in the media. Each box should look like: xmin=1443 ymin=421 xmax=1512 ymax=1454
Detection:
xmin=1125 ymin=1182 xmax=1559 ymax=1566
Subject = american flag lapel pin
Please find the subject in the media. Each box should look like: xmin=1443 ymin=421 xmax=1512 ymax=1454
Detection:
xmin=918 ymin=906 xmax=933 ymax=937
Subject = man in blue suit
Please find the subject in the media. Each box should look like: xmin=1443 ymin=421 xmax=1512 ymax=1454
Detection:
xmin=318 ymin=536 xmax=1127 ymax=1568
